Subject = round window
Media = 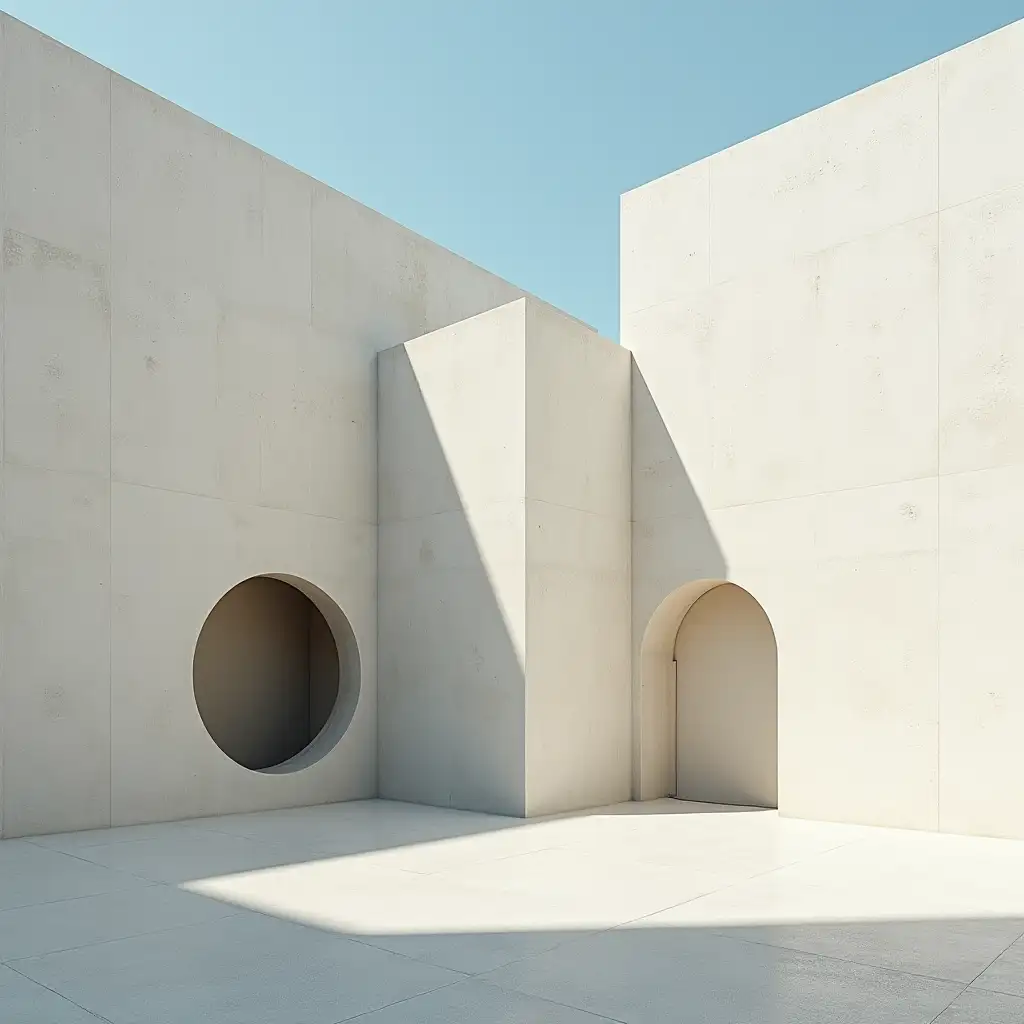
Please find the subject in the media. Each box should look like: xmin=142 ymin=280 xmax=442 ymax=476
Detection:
xmin=193 ymin=576 xmax=359 ymax=773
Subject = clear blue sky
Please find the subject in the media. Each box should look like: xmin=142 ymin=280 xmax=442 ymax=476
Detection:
xmin=5 ymin=1 xmax=1024 ymax=338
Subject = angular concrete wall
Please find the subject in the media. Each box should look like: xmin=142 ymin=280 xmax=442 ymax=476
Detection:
xmin=377 ymin=300 xmax=530 ymax=816
xmin=378 ymin=298 xmax=631 ymax=817
xmin=0 ymin=13 xmax=524 ymax=837
xmin=4 ymin=6 xmax=1022 ymax=843
xmin=623 ymin=18 xmax=1024 ymax=838
xmin=523 ymin=301 xmax=632 ymax=817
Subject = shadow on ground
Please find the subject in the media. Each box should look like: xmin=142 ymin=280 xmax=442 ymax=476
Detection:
xmin=7 ymin=799 xmax=1024 ymax=1023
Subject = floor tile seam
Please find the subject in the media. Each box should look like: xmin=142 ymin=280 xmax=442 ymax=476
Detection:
xmin=600 ymin=833 xmax=1011 ymax=990
xmin=471 ymin=977 xmax=631 ymax=1024
xmin=332 ymin=977 xmax=468 ymax=1024
xmin=2 ymin=909 xmax=250 ymax=967
xmin=20 ymin=835 xmax=178 ymax=886
xmin=670 ymin=925 xmax=978 ymax=990
xmin=174 ymin=821 xmax=527 ymax=864
xmin=410 ymin=841 xmax=624 ymax=879
xmin=965 ymin=978 xmax=1024 ymax=1000
xmin=29 ymin=820 xmax=283 ymax=849
xmin=157 ymin=839 xmax=568 ymax=877
xmin=282 ymin=835 xmax=894 ymax=984
xmin=961 ymin=923 xmax=1024 ymax=989
xmin=332 ymin=977 xmax=631 ymax=1024
xmin=225 ymin=900 xmax=476 ymax=977
xmin=0 ymin=879 xmax=163 ymax=916
xmin=25 ymin=828 xmax=213 ymax=852
xmin=175 ymin=821 xmax=323 ymax=841
xmin=24 ymin=825 xmax=322 ymax=879
xmin=925 ymin=984 xmax=969 ymax=1024
xmin=444 ymin=831 xmax=860 ymax=937
xmin=574 ymin=833 xmax=908 ymax=946
xmin=619 ymin=832 xmax=877 ymax=919
xmin=469 ymin=925 xmax=613 ymax=979
xmin=2 ymin=959 xmax=117 ymax=1023
xmin=543 ymin=827 xmax=874 ymax=887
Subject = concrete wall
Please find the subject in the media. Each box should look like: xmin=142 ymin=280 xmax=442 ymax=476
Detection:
xmin=378 ymin=298 xmax=631 ymax=817
xmin=378 ymin=301 xmax=530 ymax=816
xmin=5 ymin=7 xmax=1022 ymax=842
xmin=623 ymin=17 xmax=1024 ymax=839
xmin=0 ymin=12 xmax=524 ymax=837
xmin=523 ymin=300 xmax=632 ymax=817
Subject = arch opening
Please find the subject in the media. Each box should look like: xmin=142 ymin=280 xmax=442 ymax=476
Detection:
xmin=193 ymin=575 xmax=360 ymax=773
xmin=635 ymin=580 xmax=777 ymax=808
xmin=672 ymin=583 xmax=777 ymax=808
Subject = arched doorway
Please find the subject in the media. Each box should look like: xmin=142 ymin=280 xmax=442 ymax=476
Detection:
xmin=673 ymin=583 xmax=777 ymax=807
xmin=634 ymin=580 xmax=778 ymax=807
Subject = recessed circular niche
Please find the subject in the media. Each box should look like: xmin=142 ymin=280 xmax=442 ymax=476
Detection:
xmin=192 ymin=575 xmax=360 ymax=773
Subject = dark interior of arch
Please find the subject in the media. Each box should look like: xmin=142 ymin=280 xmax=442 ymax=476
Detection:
xmin=194 ymin=577 xmax=340 ymax=771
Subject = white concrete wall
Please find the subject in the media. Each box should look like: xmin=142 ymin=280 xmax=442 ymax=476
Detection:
xmin=523 ymin=300 xmax=632 ymax=816
xmin=378 ymin=301 xmax=529 ymax=816
xmin=623 ymin=17 xmax=1024 ymax=839
xmin=0 ymin=13 xmax=524 ymax=837
xmin=378 ymin=298 xmax=630 ymax=817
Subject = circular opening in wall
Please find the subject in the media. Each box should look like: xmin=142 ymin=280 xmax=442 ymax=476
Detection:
xmin=192 ymin=575 xmax=360 ymax=774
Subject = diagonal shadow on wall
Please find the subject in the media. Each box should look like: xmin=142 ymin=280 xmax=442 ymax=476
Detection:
xmin=630 ymin=361 xmax=732 ymax=800
xmin=375 ymin=336 xmax=530 ymax=817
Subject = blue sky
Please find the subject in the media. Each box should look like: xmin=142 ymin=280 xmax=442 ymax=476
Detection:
xmin=5 ymin=1 xmax=1024 ymax=337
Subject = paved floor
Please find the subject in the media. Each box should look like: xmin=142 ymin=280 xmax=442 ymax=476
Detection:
xmin=1 ymin=799 xmax=1024 ymax=1022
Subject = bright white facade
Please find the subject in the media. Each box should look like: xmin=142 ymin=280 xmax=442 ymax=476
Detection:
xmin=623 ymin=17 xmax=1024 ymax=839
xmin=1 ymin=12 xmax=1023 ymax=841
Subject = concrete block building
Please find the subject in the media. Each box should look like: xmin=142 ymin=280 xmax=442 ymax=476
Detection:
xmin=1 ymin=13 xmax=1023 ymax=841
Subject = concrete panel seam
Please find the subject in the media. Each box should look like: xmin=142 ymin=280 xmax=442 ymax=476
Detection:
xmin=630 ymin=471 xmax=943 ymax=525
xmin=378 ymin=497 xmax=527 ymax=528
xmin=107 ymin=477 xmax=378 ymax=527
xmin=107 ymin=58 xmax=114 ymax=831
xmin=0 ymin=13 xmax=5 ymax=840
xmin=935 ymin=66 xmax=943 ymax=833
xmin=625 ymin=208 xmax=944 ymax=324
xmin=937 ymin=178 xmax=1024 ymax=217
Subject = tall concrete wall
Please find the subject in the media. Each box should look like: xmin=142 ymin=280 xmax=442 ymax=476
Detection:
xmin=378 ymin=298 xmax=631 ymax=817
xmin=4 ymin=6 xmax=1023 ymax=843
xmin=523 ymin=300 xmax=632 ymax=816
xmin=0 ymin=13 xmax=524 ymax=837
xmin=623 ymin=18 xmax=1024 ymax=839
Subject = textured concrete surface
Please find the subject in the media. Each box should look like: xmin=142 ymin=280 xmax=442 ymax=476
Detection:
xmin=378 ymin=298 xmax=631 ymax=818
xmin=623 ymin=16 xmax=1024 ymax=838
xmin=4 ymin=3 xmax=1024 ymax=846
xmin=1 ymin=799 xmax=1023 ymax=1022
xmin=0 ymin=12 xmax=524 ymax=837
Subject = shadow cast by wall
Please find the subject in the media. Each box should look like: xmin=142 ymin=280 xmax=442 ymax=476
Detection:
xmin=630 ymin=363 xmax=734 ymax=801
xmin=16 ymin=799 xmax=1022 ymax=1024
xmin=376 ymin=341 xmax=529 ymax=816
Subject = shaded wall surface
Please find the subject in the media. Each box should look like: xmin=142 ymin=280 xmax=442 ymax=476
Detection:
xmin=378 ymin=297 xmax=631 ymax=818
xmin=623 ymin=18 xmax=1024 ymax=839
